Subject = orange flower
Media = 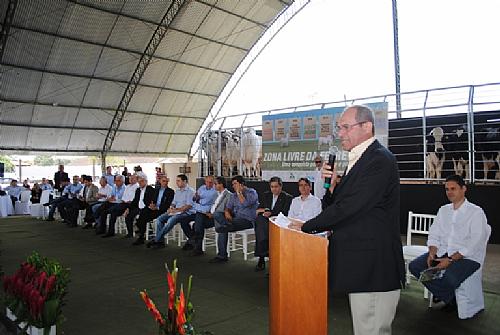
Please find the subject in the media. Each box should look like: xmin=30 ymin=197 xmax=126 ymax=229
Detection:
xmin=176 ymin=287 xmax=186 ymax=334
xmin=167 ymin=272 xmax=175 ymax=310
xmin=140 ymin=291 xmax=165 ymax=326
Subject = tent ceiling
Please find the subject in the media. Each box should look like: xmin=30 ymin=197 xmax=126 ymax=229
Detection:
xmin=0 ymin=0 xmax=290 ymax=156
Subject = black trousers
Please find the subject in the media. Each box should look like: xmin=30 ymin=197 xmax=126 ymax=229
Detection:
xmin=66 ymin=199 xmax=88 ymax=226
xmin=254 ymin=214 xmax=270 ymax=258
xmin=135 ymin=208 xmax=161 ymax=238
xmin=191 ymin=212 xmax=214 ymax=252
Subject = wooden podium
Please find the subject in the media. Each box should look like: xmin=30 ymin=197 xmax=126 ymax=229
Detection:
xmin=269 ymin=220 xmax=329 ymax=335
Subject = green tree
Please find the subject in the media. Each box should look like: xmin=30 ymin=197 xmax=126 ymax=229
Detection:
xmin=0 ymin=155 xmax=15 ymax=172
xmin=34 ymin=155 xmax=56 ymax=166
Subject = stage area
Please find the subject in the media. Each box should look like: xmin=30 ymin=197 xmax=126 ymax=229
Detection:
xmin=1 ymin=217 xmax=499 ymax=335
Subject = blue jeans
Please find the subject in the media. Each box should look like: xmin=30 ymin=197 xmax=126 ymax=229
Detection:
xmin=213 ymin=212 xmax=253 ymax=259
xmin=154 ymin=212 xmax=192 ymax=243
xmin=409 ymin=252 xmax=480 ymax=303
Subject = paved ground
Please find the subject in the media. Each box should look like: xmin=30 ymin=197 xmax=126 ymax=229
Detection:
xmin=0 ymin=216 xmax=499 ymax=335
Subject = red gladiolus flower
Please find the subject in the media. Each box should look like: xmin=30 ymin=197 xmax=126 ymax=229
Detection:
xmin=140 ymin=291 xmax=165 ymax=326
xmin=167 ymin=272 xmax=175 ymax=311
xmin=45 ymin=275 xmax=57 ymax=297
xmin=176 ymin=287 xmax=187 ymax=334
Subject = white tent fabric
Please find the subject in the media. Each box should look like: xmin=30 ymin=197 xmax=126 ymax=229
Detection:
xmin=0 ymin=0 xmax=291 ymax=156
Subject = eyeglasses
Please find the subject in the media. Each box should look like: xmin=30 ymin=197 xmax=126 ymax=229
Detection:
xmin=335 ymin=121 xmax=366 ymax=132
xmin=314 ymin=161 xmax=322 ymax=164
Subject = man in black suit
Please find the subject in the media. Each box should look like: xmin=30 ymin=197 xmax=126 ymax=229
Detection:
xmin=54 ymin=165 xmax=69 ymax=192
xmin=291 ymin=105 xmax=405 ymax=335
xmin=130 ymin=174 xmax=174 ymax=245
xmin=254 ymin=176 xmax=292 ymax=271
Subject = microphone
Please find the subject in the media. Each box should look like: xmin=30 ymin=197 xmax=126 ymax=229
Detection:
xmin=323 ymin=148 xmax=338 ymax=189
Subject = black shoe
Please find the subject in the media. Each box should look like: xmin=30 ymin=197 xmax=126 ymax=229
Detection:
xmin=132 ymin=238 xmax=145 ymax=246
xmin=43 ymin=203 xmax=50 ymax=206
xmin=441 ymin=298 xmax=458 ymax=312
xmin=69 ymin=224 xmax=78 ymax=228
xmin=102 ymin=233 xmax=115 ymax=238
xmin=96 ymin=230 xmax=105 ymax=235
xmin=182 ymin=243 xmax=194 ymax=251
xmin=82 ymin=224 xmax=93 ymax=229
xmin=146 ymin=240 xmax=157 ymax=248
xmin=122 ymin=234 xmax=133 ymax=239
xmin=46 ymin=218 xmax=55 ymax=222
xmin=151 ymin=242 xmax=165 ymax=249
xmin=209 ymin=257 xmax=228 ymax=263
xmin=191 ymin=250 xmax=204 ymax=256
xmin=255 ymin=258 xmax=266 ymax=272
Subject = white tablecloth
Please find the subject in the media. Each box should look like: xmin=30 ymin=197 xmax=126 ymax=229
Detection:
xmin=0 ymin=195 xmax=14 ymax=217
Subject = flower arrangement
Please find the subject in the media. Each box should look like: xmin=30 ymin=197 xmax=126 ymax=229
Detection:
xmin=2 ymin=251 xmax=70 ymax=334
xmin=140 ymin=260 xmax=195 ymax=335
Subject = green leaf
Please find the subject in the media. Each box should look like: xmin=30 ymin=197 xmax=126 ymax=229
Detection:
xmin=42 ymin=299 xmax=59 ymax=326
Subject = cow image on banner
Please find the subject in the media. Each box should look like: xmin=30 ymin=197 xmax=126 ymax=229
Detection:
xmin=261 ymin=102 xmax=389 ymax=182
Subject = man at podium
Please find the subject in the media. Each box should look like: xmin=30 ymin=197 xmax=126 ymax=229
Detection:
xmin=290 ymin=105 xmax=405 ymax=335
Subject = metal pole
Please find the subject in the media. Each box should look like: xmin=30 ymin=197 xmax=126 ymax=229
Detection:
xmin=217 ymin=130 xmax=222 ymax=176
xmin=92 ymin=159 xmax=96 ymax=182
xmin=18 ymin=159 xmax=21 ymax=181
xmin=467 ymin=85 xmax=475 ymax=183
xmin=100 ymin=151 xmax=106 ymax=175
xmin=422 ymin=91 xmax=429 ymax=180
xmin=392 ymin=0 xmax=402 ymax=118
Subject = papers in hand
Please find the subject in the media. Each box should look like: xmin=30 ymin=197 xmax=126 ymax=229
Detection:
xmin=274 ymin=212 xmax=290 ymax=228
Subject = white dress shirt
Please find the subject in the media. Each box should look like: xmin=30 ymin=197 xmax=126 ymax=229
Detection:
xmin=313 ymin=168 xmax=326 ymax=200
xmin=98 ymin=184 xmax=113 ymax=202
xmin=210 ymin=190 xmax=226 ymax=214
xmin=122 ymin=183 xmax=139 ymax=202
xmin=271 ymin=194 xmax=278 ymax=210
xmin=288 ymin=194 xmax=322 ymax=222
xmin=138 ymin=186 xmax=147 ymax=209
xmin=346 ymin=137 xmax=376 ymax=174
xmin=427 ymin=199 xmax=491 ymax=264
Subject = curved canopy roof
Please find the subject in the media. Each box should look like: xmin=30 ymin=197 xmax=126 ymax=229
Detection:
xmin=0 ymin=0 xmax=291 ymax=156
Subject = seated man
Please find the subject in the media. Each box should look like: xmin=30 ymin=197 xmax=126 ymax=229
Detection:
xmin=254 ymin=176 xmax=293 ymax=271
xmin=5 ymin=180 xmax=23 ymax=207
xmin=101 ymin=174 xmax=138 ymax=238
xmin=409 ymin=175 xmax=491 ymax=314
xmin=95 ymin=175 xmax=126 ymax=235
xmin=149 ymin=174 xmax=195 ymax=249
xmin=45 ymin=178 xmax=70 ymax=221
xmin=189 ymin=176 xmax=232 ymax=256
xmin=210 ymin=176 xmax=259 ymax=263
xmin=288 ymin=177 xmax=322 ymax=222
xmin=83 ymin=177 xmax=112 ymax=229
xmin=40 ymin=178 xmax=53 ymax=191
xmin=57 ymin=175 xmax=83 ymax=224
xmin=130 ymin=173 xmax=174 ymax=245
xmin=179 ymin=175 xmax=218 ymax=251
xmin=66 ymin=176 xmax=98 ymax=227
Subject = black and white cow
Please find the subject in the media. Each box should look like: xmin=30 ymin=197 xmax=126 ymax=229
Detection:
xmin=447 ymin=124 xmax=469 ymax=179
xmin=476 ymin=126 xmax=500 ymax=180
xmin=426 ymin=127 xmax=446 ymax=179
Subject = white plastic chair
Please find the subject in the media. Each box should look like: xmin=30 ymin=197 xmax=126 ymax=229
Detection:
xmin=455 ymin=224 xmax=491 ymax=319
xmin=30 ymin=190 xmax=51 ymax=218
xmin=15 ymin=191 xmax=32 ymax=215
xmin=228 ymin=228 xmax=256 ymax=260
xmin=402 ymin=211 xmax=436 ymax=306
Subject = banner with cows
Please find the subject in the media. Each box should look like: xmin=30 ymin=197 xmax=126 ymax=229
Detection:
xmin=261 ymin=102 xmax=388 ymax=182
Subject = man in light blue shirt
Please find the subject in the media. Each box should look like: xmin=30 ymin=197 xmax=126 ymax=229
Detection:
xmin=57 ymin=175 xmax=83 ymax=224
xmin=5 ymin=180 xmax=24 ymax=207
xmin=95 ymin=175 xmax=125 ymax=235
xmin=149 ymin=174 xmax=195 ymax=248
xmin=103 ymin=166 xmax=115 ymax=186
xmin=210 ymin=175 xmax=259 ymax=263
xmin=40 ymin=178 xmax=53 ymax=191
xmin=179 ymin=175 xmax=218 ymax=250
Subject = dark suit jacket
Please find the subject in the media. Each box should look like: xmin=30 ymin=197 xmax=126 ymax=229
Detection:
xmin=154 ymin=186 xmax=174 ymax=214
xmin=258 ymin=191 xmax=293 ymax=216
xmin=302 ymin=140 xmax=405 ymax=293
xmin=54 ymin=171 xmax=69 ymax=191
xmin=130 ymin=186 xmax=156 ymax=211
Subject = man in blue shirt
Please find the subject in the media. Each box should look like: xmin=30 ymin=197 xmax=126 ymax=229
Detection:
xmin=45 ymin=178 xmax=70 ymax=221
xmin=148 ymin=174 xmax=195 ymax=249
xmin=57 ymin=175 xmax=83 ymax=224
xmin=179 ymin=175 xmax=218 ymax=251
xmin=95 ymin=175 xmax=125 ymax=235
xmin=103 ymin=166 xmax=115 ymax=186
xmin=210 ymin=175 xmax=259 ymax=263
xmin=5 ymin=180 xmax=24 ymax=207
xmin=40 ymin=178 xmax=53 ymax=191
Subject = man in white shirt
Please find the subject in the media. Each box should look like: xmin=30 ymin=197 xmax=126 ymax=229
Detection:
xmin=313 ymin=155 xmax=326 ymax=200
xmin=288 ymin=177 xmax=322 ymax=222
xmin=409 ymin=174 xmax=491 ymax=313
xmin=102 ymin=174 xmax=138 ymax=238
